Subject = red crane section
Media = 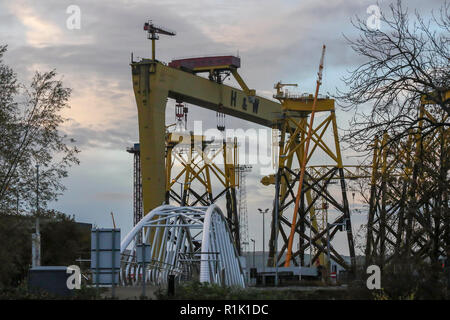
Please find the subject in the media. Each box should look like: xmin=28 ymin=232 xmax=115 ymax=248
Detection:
xmin=168 ymin=56 xmax=240 ymax=70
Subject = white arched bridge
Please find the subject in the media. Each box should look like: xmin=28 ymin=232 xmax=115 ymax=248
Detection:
xmin=120 ymin=204 xmax=246 ymax=288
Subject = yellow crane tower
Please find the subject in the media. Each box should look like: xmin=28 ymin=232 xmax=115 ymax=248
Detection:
xmin=264 ymin=47 xmax=356 ymax=272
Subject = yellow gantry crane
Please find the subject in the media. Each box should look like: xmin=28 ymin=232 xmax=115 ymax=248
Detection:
xmin=131 ymin=22 xmax=356 ymax=272
xmin=132 ymin=22 xmax=280 ymax=260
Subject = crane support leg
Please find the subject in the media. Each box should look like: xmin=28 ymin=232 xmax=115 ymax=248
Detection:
xmin=132 ymin=63 xmax=168 ymax=214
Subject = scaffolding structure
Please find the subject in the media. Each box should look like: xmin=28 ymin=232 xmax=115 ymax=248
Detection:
xmin=365 ymin=102 xmax=449 ymax=268
xmin=236 ymin=165 xmax=252 ymax=253
xmin=126 ymin=144 xmax=143 ymax=226
xmin=165 ymin=133 xmax=241 ymax=254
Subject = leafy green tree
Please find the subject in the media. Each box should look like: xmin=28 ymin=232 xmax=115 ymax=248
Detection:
xmin=0 ymin=44 xmax=80 ymax=213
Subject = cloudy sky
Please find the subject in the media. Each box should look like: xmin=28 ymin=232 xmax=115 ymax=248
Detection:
xmin=0 ymin=0 xmax=443 ymax=256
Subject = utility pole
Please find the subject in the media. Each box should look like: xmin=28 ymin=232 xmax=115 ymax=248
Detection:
xmin=251 ymin=238 xmax=255 ymax=267
xmin=32 ymin=164 xmax=41 ymax=267
xmin=36 ymin=164 xmax=39 ymax=214
xmin=32 ymin=217 xmax=41 ymax=267
xmin=258 ymin=208 xmax=269 ymax=283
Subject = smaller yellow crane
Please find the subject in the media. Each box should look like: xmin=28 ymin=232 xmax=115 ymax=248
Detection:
xmin=143 ymin=20 xmax=176 ymax=61
xmin=273 ymin=82 xmax=298 ymax=99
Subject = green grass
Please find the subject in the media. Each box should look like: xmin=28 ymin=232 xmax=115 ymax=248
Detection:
xmin=156 ymin=281 xmax=374 ymax=300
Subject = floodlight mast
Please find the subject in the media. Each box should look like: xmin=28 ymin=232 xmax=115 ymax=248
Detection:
xmin=143 ymin=20 xmax=176 ymax=61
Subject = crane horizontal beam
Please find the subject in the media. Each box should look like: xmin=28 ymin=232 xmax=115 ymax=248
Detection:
xmin=132 ymin=60 xmax=282 ymax=127
xmin=144 ymin=22 xmax=176 ymax=36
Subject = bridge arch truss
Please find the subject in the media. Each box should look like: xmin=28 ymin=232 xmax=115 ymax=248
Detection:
xmin=120 ymin=204 xmax=245 ymax=288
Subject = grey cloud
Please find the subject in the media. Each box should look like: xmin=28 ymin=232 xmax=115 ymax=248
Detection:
xmin=63 ymin=115 xmax=138 ymax=150
xmin=93 ymin=192 xmax=132 ymax=201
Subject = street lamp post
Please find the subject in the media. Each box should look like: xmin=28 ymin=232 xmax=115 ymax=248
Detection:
xmin=250 ymin=239 xmax=255 ymax=267
xmin=273 ymin=169 xmax=281 ymax=287
xmin=309 ymin=215 xmax=312 ymax=268
xmin=327 ymin=222 xmax=331 ymax=272
xmin=258 ymin=208 xmax=269 ymax=283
